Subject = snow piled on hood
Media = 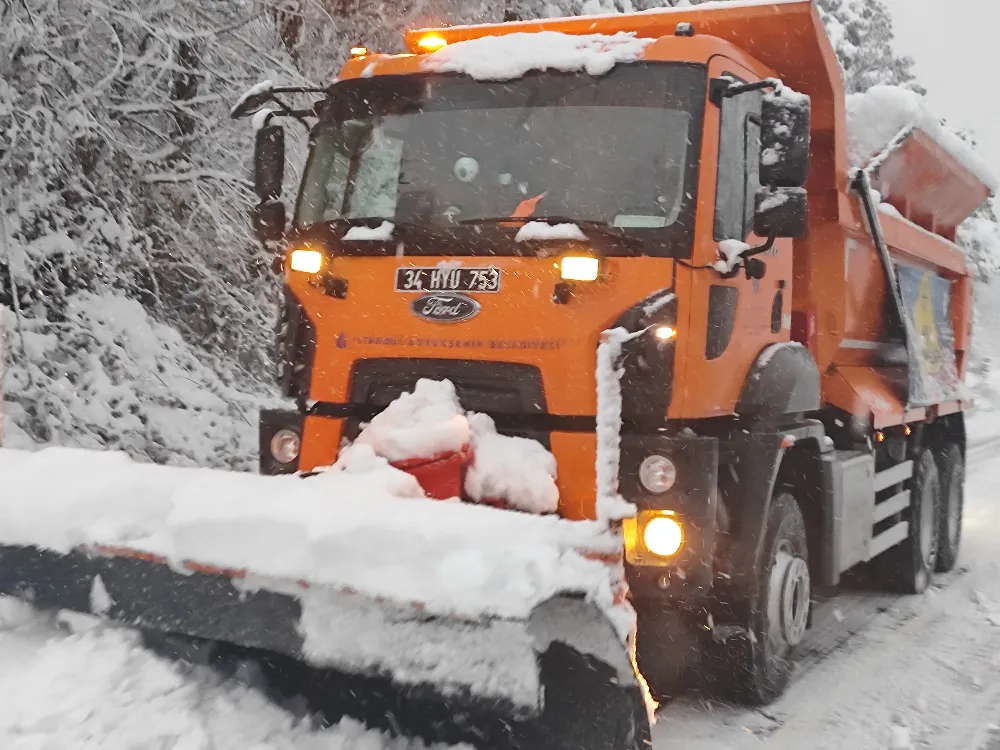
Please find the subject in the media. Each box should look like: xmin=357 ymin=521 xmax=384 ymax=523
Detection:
xmin=846 ymin=85 xmax=998 ymax=191
xmin=421 ymin=31 xmax=653 ymax=81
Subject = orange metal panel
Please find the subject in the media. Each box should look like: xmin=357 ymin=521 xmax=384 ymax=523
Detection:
xmin=824 ymin=367 xmax=906 ymax=430
xmin=300 ymin=415 xmax=344 ymax=473
xmin=868 ymin=130 xmax=992 ymax=239
xmin=549 ymin=432 xmax=598 ymax=521
xmin=670 ymin=53 xmax=795 ymax=419
xmin=289 ymin=256 xmax=673 ymax=418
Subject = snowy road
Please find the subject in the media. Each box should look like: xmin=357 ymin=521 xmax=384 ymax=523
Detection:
xmin=2 ymin=440 xmax=1000 ymax=749
xmin=654 ymin=436 xmax=1000 ymax=750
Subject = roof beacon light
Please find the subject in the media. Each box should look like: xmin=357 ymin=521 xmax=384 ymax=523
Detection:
xmin=417 ymin=33 xmax=448 ymax=52
xmin=350 ymin=45 xmax=369 ymax=58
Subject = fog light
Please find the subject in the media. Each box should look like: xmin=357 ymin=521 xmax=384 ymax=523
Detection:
xmin=560 ymin=255 xmax=600 ymax=282
xmin=643 ymin=516 xmax=683 ymax=557
xmin=290 ymin=249 xmax=323 ymax=274
xmin=639 ymin=454 xmax=677 ymax=494
xmin=270 ymin=429 xmax=301 ymax=464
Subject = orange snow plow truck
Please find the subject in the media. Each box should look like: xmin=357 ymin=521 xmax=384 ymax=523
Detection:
xmin=1 ymin=2 xmax=994 ymax=749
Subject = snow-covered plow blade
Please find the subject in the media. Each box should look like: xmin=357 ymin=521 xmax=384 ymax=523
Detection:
xmin=0 ymin=447 xmax=651 ymax=750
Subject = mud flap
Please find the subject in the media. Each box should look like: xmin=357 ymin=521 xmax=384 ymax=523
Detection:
xmin=0 ymin=544 xmax=651 ymax=750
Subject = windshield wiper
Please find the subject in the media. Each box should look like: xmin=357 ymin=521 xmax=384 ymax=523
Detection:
xmin=459 ymin=215 xmax=643 ymax=247
xmin=459 ymin=215 xmax=612 ymax=228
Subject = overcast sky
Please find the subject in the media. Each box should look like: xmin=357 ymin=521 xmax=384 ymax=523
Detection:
xmin=883 ymin=0 xmax=998 ymax=173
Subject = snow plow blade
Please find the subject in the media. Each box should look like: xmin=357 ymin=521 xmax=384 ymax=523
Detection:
xmin=0 ymin=543 xmax=651 ymax=750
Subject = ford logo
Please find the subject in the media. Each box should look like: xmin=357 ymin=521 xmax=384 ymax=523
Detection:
xmin=411 ymin=293 xmax=481 ymax=323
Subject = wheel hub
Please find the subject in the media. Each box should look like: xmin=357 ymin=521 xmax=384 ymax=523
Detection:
xmin=769 ymin=550 xmax=811 ymax=647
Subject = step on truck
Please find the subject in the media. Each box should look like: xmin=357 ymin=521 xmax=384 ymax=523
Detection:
xmin=0 ymin=1 xmax=994 ymax=747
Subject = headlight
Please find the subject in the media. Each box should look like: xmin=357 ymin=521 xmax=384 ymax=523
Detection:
xmin=639 ymin=454 xmax=677 ymax=494
xmin=643 ymin=516 xmax=684 ymax=557
xmin=289 ymin=249 xmax=324 ymax=274
xmin=560 ymin=255 xmax=600 ymax=282
xmin=270 ymin=429 xmax=301 ymax=464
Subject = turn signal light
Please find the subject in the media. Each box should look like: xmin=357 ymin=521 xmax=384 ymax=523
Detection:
xmin=560 ymin=255 xmax=600 ymax=282
xmin=289 ymin=248 xmax=323 ymax=274
xmin=624 ymin=510 xmax=686 ymax=565
xmin=643 ymin=516 xmax=684 ymax=557
xmin=417 ymin=33 xmax=448 ymax=52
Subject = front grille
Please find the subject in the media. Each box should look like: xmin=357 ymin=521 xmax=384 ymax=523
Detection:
xmin=346 ymin=359 xmax=550 ymax=447
xmin=349 ymin=359 xmax=547 ymax=414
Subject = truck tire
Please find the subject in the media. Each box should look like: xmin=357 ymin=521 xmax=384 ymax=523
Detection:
xmin=724 ymin=492 xmax=810 ymax=705
xmin=876 ymin=449 xmax=939 ymax=594
xmin=934 ymin=444 xmax=964 ymax=573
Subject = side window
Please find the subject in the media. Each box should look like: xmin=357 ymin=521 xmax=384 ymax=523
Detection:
xmin=714 ymin=77 xmax=763 ymax=241
xmin=743 ymin=118 xmax=762 ymax=237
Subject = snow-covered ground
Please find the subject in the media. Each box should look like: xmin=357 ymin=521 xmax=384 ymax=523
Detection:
xmin=654 ymin=424 xmax=1000 ymax=750
xmin=4 ymin=412 xmax=1000 ymax=749
xmin=0 ymin=603 xmax=445 ymax=749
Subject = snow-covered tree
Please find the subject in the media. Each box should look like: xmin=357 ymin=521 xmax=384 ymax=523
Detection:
xmin=816 ymin=0 xmax=924 ymax=94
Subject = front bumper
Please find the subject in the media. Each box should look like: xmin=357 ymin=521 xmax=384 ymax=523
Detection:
xmin=620 ymin=433 xmax=720 ymax=601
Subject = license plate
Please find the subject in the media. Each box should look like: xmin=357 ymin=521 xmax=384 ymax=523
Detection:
xmin=394 ymin=266 xmax=501 ymax=293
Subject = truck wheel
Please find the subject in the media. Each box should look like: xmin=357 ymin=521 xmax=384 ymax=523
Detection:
xmin=726 ymin=492 xmax=810 ymax=705
xmin=934 ymin=444 xmax=964 ymax=573
xmin=876 ymin=449 xmax=939 ymax=594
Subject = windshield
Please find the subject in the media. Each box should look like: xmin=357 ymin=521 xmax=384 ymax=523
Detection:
xmin=296 ymin=63 xmax=706 ymax=255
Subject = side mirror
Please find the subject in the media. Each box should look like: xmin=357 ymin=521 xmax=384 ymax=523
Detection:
xmin=754 ymin=187 xmax=807 ymax=238
xmin=760 ymin=89 xmax=811 ymax=188
xmin=253 ymin=201 xmax=287 ymax=245
xmin=254 ymin=124 xmax=285 ymax=203
xmin=230 ymin=81 xmax=275 ymax=119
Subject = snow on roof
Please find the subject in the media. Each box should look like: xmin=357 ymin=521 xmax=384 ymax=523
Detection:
xmin=421 ymin=31 xmax=654 ymax=81
xmin=514 ymin=221 xmax=587 ymax=242
xmin=846 ymin=85 xmax=998 ymax=192
xmin=414 ymin=0 xmax=809 ymax=38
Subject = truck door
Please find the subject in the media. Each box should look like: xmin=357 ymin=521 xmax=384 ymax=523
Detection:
xmin=671 ymin=57 xmax=795 ymax=419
